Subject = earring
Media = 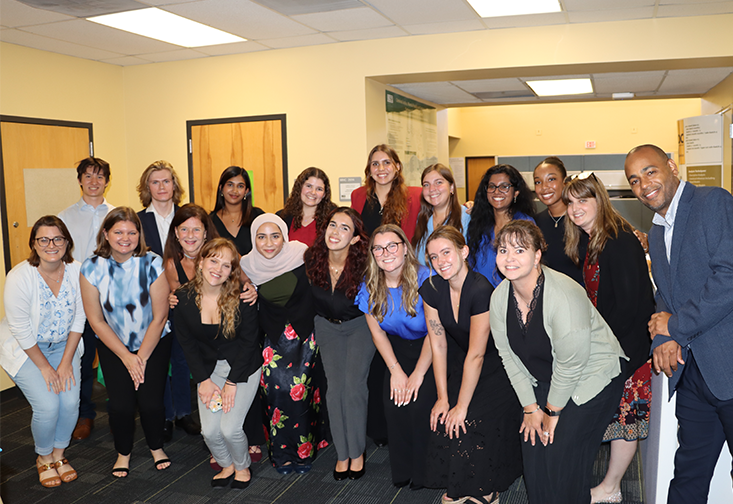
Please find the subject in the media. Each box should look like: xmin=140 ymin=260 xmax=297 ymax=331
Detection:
xmin=513 ymin=194 xmax=518 ymax=203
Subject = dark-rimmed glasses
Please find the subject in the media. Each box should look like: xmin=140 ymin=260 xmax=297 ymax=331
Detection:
xmin=372 ymin=241 xmax=402 ymax=257
xmin=487 ymin=183 xmax=513 ymax=193
xmin=35 ymin=236 xmax=67 ymax=248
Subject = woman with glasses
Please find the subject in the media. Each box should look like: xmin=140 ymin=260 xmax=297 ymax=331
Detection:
xmin=467 ymin=164 xmax=535 ymax=287
xmin=563 ymin=174 xmax=654 ymax=504
xmin=0 ymin=216 xmax=84 ymax=487
xmin=412 ymin=164 xmax=471 ymax=266
xmin=356 ymin=224 xmax=436 ymax=489
xmin=278 ymin=167 xmax=336 ymax=246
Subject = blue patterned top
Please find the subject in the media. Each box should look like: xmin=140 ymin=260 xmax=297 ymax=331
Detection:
xmin=356 ymin=266 xmax=430 ymax=341
xmin=81 ymin=253 xmax=170 ymax=351
xmin=36 ymin=268 xmax=75 ymax=343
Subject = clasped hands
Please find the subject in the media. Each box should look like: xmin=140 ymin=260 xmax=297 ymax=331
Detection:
xmin=648 ymin=311 xmax=685 ymax=378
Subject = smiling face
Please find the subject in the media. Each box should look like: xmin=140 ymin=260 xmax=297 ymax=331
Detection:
xmin=486 ymin=172 xmax=516 ymax=212
xmin=148 ymin=169 xmax=174 ymax=204
xmin=221 ymin=175 xmax=249 ymax=206
xmin=199 ymin=248 xmax=234 ymax=288
xmin=422 ymin=170 xmax=453 ymax=210
xmin=255 ymin=222 xmax=284 ymax=259
xmin=372 ymin=231 xmax=405 ymax=275
xmin=427 ymin=237 xmax=468 ymax=281
xmin=624 ymin=147 xmax=680 ymax=217
xmin=496 ymin=238 xmax=541 ymax=282
xmin=104 ymin=220 xmax=140 ymax=262
xmin=175 ymin=217 xmax=206 ymax=258
xmin=33 ymin=225 xmax=68 ymax=265
xmin=533 ymin=163 xmax=564 ymax=209
xmin=325 ymin=212 xmax=359 ymax=253
xmin=80 ymin=167 xmax=108 ymax=200
xmin=300 ymin=176 xmax=325 ymax=208
xmin=369 ymin=150 xmax=399 ymax=187
xmin=566 ymin=193 xmax=598 ymax=234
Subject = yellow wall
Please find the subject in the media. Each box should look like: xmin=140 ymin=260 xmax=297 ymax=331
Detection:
xmin=701 ymin=73 xmax=733 ymax=191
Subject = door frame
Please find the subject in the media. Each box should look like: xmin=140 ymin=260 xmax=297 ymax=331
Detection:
xmin=186 ymin=114 xmax=289 ymax=207
xmin=0 ymin=115 xmax=94 ymax=273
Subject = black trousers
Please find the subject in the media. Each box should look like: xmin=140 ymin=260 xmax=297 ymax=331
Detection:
xmin=97 ymin=335 xmax=172 ymax=456
xmin=383 ymin=334 xmax=437 ymax=486
xmin=522 ymin=364 xmax=626 ymax=504
xmin=78 ymin=321 xmax=97 ymax=419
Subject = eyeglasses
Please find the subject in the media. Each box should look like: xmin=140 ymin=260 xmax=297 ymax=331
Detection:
xmin=565 ymin=171 xmax=597 ymax=183
xmin=36 ymin=236 xmax=67 ymax=248
xmin=372 ymin=241 xmax=403 ymax=257
xmin=487 ymin=183 xmax=514 ymax=193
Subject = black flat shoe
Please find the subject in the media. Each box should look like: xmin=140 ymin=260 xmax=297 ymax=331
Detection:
xmin=393 ymin=479 xmax=410 ymax=488
xmin=211 ymin=473 xmax=234 ymax=488
xmin=175 ymin=415 xmax=201 ymax=435
xmin=231 ymin=478 xmax=250 ymax=489
xmin=162 ymin=420 xmax=173 ymax=444
xmin=374 ymin=438 xmax=388 ymax=448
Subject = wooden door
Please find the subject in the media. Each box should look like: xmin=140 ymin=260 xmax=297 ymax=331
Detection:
xmin=0 ymin=117 xmax=92 ymax=271
xmin=187 ymin=115 xmax=287 ymax=213
xmin=466 ymin=156 xmax=495 ymax=201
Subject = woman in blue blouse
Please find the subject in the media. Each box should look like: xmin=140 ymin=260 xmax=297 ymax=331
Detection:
xmin=356 ymin=224 xmax=436 ymax=489
xmin=80 ymin=207 xmax=172 ymax=478
xmin=467 ymin=164 xmax=535 ymax=287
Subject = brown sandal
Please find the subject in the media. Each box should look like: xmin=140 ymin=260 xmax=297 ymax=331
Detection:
xmin=36 ymin=458 xmax=61 ymax=488
xmin=53 ymin=458 xmax=78 ymax=483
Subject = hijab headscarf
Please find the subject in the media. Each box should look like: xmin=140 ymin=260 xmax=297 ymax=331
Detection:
xmin=240 ymin=213 xmax=307 ymax=285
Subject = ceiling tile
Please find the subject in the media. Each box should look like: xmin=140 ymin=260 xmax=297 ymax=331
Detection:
xmin=563 ymin=0 xmax=655 ymax=11
xmin=592 ymin=71 xmax=667 ymax=93
xmin=366 ymin=0 xmax=479 ymax=25
xmin=194 ymin=40 xmax=269 ymax=55
xmin=137 ymin=0 xmax=204 ymax=5
xmin=482 ymin=12 xmax=566 ymax=28
xmin=291 ymin=7 xmax=392 ymax=32
xmin=0 ymin=0 xmax=75 ymax=27
xmin=659 ymin=67 xmax=733 ymax=94
xmin=258 ymin=32 xmax=337 ymax=49
xmin=163 ymin=0 xmax=317 ymax=40
xmin=392 ymin=82 xmax=481 ymax=104
xmin=451 ymin=78 xmax=527 ymax=93
xmin=401 ymin=19 xmax=486 ymax=35
xmin=0 ymin=27 xmax=123 ymax=59
xmin=136 ymin=48 xmax=209 ymax=62
xmin=328 ymin=25 xmax=406 ymax=42
xmin=567 ymin=7 xmax=655 ymax=23
xmin=99 ymin=55 xmax=154 ymax=66
xmin=21 ymin=19 xmax=179 ymax=54
xmin=256 ymin=0 xmax=361 ymax=16
xmin=657 ymin=2 xmax=733 ymax=17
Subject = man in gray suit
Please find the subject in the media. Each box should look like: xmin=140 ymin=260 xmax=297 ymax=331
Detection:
xmin=624 ymin=144 xmax=733 ymax=503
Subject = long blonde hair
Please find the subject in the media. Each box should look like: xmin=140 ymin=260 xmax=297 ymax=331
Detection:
xmin=365 ymin=224 xmax=421 ymax=323
xmin=186 ymin=238 xmax=242 ymax=339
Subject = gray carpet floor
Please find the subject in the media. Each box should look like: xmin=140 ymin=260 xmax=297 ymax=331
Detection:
xmin=0 ymin=380 xmax=644 ymax=503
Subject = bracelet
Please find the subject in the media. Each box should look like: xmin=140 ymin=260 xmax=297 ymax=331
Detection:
xmin=225 ymin=380 xmax=236 ymax=387
xmin=388 ymin=362 xmax=398 ymax=371
xmin=523 ymin=405 xmax=541 ymax=415
xmin=543 ymin=406 xmax=561 ymax=417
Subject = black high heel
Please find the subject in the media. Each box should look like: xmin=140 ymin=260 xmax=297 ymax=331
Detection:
xmin=348 ymin=452 xmax=366 ymax=480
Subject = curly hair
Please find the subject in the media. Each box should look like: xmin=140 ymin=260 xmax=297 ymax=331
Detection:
xmin=281 ymin=167 xmax=336 ymax=235
xmin=363 ymin=145 xmax=408 ymax=227
xmin=412 ymin=163 xmax=463 ymax=250
xmin=562 ymin=174 xmax=632 ymax=265
xmin=94 ymin=207 xmax=148 ymax=258
xmin=137 ymin=160 xmax=184 ymax=207
xmin=28 ymin=216 xmax=75 ymax=266
xmin=212 ymin=166 xmax=256 ymax=227
xmin=184 ymin=238 xmax=242 ymax=339
xmin=163 ymin=203 xmax=218 ymax=264
xmin=467 ymin=164 xmax=535 ymax=269
xmin=364 ymin=224 xmax=421 ymax=323
xmin=305 ymin=207 xmax=368 ymax=300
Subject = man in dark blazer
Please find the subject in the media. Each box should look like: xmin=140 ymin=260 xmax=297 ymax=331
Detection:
xmin=624 ymin=144 xmax=733 ymax=504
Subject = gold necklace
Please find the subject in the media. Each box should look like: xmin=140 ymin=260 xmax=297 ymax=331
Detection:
xmin=39 ymin=265 xmax=63 ymax=284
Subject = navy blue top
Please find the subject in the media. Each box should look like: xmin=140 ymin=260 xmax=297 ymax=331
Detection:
xmin=356 ymin=266 xmax=430 ymax=341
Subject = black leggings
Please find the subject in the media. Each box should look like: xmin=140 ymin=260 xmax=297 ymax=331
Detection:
xmin=97 ymin=336 xmax=172 ymax=456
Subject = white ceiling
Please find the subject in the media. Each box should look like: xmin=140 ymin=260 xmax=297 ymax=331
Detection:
xmin=2 ymin=0 xmax=733 ymax=104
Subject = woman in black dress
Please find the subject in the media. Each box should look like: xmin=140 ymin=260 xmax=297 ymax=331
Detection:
xmin=210 ymin=166 xmax=265 ymax=255
xmin=420 ymin=226 xmax=522 ymax=504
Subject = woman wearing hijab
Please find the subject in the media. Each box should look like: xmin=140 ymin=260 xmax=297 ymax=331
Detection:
xmin=240 ymin=214 xmax=328 ymax=475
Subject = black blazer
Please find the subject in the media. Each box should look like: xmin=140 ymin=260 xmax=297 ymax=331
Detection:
xmin=138 ymin=205 xmax=179 ymax=257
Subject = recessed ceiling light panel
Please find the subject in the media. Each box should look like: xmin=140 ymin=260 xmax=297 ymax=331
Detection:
xmin=526 ymin=78 xmax=594 ymax=96
xmin=467 ymin=0 xmax=561 ymax=18
xmin=88 ymin=8 xmax=246 ymax=47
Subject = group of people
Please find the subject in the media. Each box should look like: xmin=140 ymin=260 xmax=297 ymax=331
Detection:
xmin=1 ymin=142 xmax=731 ymax=504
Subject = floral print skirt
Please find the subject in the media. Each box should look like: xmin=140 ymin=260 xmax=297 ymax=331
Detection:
xmin=602 ymin=361 xmax=651 ymax=441
xmin=261 ymin=324 xmax=329 ymax=467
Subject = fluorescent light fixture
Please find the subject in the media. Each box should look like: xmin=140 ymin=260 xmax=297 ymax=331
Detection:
xmin=526 ymin=78 xmax=594 ymax=97
xmin=467 ymin=0 xmax=561 ymax=18
xmin=88 ymin=8 xmax=246 ymax=47
xmin=612 ymin=92 xmax=635 ymax=100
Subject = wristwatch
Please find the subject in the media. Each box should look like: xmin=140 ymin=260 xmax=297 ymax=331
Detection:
xmin=543 ymin=406 xmax=561 ymax=417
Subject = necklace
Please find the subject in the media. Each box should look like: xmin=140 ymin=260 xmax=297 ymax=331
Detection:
xmin=549 ymin=213 xmax=564 ymax=228
xmin=183 ymin=252 xmax=197 ymax=260
xmin=39 ymin=265 xmax=63 ymax=284
xmin=329 ymin=265 xmax=342 ymax=277
xmin=222 ymin=208 xmax=241 ymax=224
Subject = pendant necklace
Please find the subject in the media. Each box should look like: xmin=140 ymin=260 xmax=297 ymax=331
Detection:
xmin=550 ymin=213 xmax=564 ymax=228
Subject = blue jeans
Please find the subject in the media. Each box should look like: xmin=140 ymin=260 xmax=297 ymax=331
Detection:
xmin=11 ymin=341 xmax=81 ymax=455
xmin=163 ymin=329 xmax=193 ymax=421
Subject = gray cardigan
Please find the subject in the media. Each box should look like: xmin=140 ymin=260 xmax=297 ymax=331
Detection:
xmin=490 ymin=267 xmax=627 ymax=408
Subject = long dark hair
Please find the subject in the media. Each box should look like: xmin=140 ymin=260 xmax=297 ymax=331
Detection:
xmin=412 ymin=163 xmax=463 ymax=249
xmin=281 ymin=167 xmax=336 ymax=234
xmin=467 ymin=164 xmax=535 ymax=268
xmin=212 ymin=166 xmax=256 ymax=226
xmin=305 ymin=207 xmax=368 ymax=300
xmin=363 ymin=145 xmax=408 ymax=227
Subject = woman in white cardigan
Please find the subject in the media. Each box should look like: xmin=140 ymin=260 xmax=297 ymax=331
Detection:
xmin=0 ymin=216 xmax=85 ymax=488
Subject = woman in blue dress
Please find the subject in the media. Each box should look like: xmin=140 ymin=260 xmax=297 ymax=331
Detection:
xmin=412 ymin=164 xmax=471 ymax=266
xmin=467 ymin=164 xmax=535 ymax=287
xmin=356 ymin=223 xmax=436 ymax=489
xmin=80 ymin=207 xmax=172 ymax=478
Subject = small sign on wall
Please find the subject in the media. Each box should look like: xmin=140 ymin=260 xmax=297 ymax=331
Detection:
xmin=339 ymin=177 xmax=361 ymax=202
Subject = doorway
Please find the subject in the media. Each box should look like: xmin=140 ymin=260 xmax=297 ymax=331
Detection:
xmin=465 ymin=156 xmax=495 ymax=201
